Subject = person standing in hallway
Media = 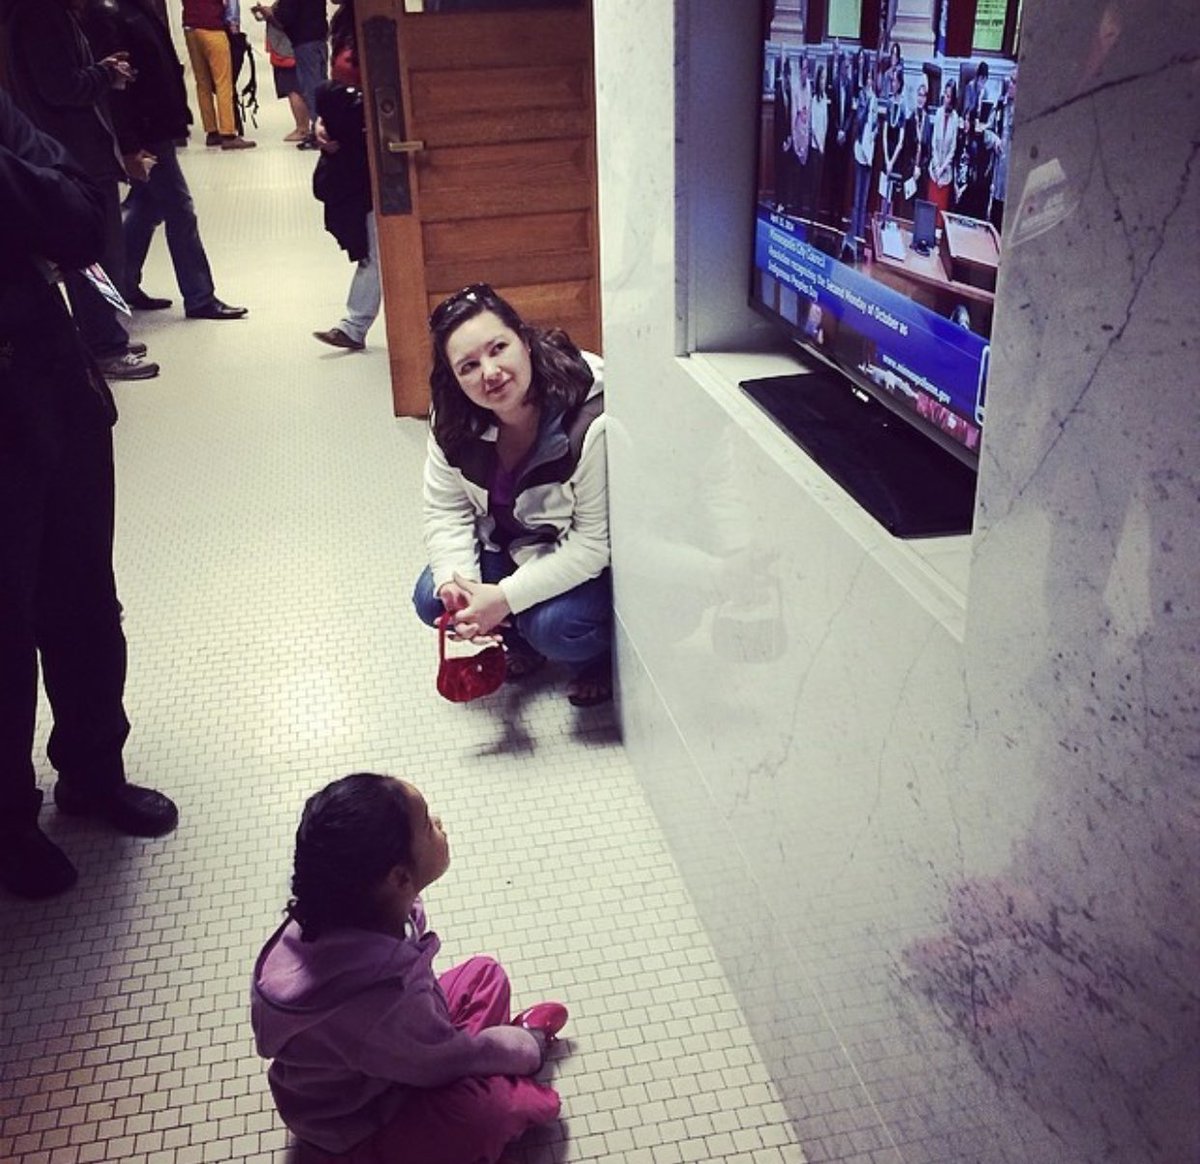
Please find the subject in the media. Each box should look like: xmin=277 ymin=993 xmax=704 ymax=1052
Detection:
xmin=182 ymin=0 xmax=256 ymax=149
xmin=4 ymin=0 xmax=160 ymax=381
xmin=311 ymin=0 xmax=378 ymax=351
xmin=252 ymin=0 xmax=328 ymax=150
xmin=82 ymin=0 xmax=249 ymax=320
xmin=0 ymin=89 xmax=179 ymax=901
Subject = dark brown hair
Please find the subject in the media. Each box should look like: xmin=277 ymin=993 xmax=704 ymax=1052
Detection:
xmin=427 ymin=285 xmax=594 ymax=462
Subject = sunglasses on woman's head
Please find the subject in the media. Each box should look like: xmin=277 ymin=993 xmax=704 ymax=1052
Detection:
xmin=428 ymin=283 xmax=494 ymax=331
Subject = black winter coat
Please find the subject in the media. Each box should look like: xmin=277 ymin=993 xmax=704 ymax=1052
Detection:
xmin=81 ymin=0 xmax=193 ymax=152
xmin=312 ymin=81 xmax=371 ymax=263
xmin=0 ymin=89 xmax=116 ymax=456
xmin=4 ymin=0 xmax=124 ymax=182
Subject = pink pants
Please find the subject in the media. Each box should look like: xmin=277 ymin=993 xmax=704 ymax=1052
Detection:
xmin=306 ymin=957 xmax=560 ymax=1164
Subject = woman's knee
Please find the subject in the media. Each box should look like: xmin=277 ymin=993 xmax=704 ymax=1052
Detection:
xmin=412 ymin=567 xmax=442 ymax=627
xmin=516 ymin=593 xmax=611 ymax=663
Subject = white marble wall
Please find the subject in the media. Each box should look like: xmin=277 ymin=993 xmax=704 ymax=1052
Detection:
xmin=595 ymin=2 xmax=1200 ymax=1162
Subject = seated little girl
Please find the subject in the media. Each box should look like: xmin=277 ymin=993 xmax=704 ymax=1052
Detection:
xmin=251 ymin=772 xmax=567 ymax=1163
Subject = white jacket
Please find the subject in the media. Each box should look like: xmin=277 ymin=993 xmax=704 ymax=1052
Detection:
xmin=422 ymin=354 xmax=608 ymax=614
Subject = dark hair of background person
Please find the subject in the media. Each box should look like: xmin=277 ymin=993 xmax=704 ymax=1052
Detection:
xmin=428 ymin=285 xmax=594 ymax=463
xmin=330 ymin=0 xmax=355 ymax=56
xmin=287 ymin=772 xmax=414 ymax=941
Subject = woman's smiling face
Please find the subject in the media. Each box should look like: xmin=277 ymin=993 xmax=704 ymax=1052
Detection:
xmin=444 ymin=310 xmax=534 ymax=421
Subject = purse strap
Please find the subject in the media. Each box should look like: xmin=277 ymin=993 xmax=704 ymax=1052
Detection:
xmin=437 ymin=611 xmax=453 ymax=661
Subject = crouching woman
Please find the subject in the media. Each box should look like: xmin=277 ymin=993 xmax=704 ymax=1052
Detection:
xmin=412 ymin=284 xmax=612 ymax=706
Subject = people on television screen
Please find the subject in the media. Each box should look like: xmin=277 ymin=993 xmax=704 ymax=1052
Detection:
xmin=842 ymin=56 xmax=879 ymax=260
xmin=910 ymin=78 xmax=932 ymax=204
xmin=790 ymin=52 xmax=813 ymax=218
xmin=826 ymin=48 xmax=856 ymax=229
xmin=809 ymin=62 xmax=830 ymax=223
xmin=773 ymin=53 xmax=792 ymax=212
xmin=959 ymin=61 xmax=992 ymax=218
xmin=984 ymin=68 xmax=1017 ymax=232
xmin=879 ymin=64 xmax=912 ymax=221
xmin=928 ymin=79 xmax=959 ymax=224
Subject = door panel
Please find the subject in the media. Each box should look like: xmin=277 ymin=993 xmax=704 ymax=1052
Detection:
xmin=357 ymin=1 xmax=600 ymax=417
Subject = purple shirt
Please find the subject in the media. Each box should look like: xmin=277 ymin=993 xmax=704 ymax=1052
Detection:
xmin=251 ymin=903 xmax=488 ymax=1152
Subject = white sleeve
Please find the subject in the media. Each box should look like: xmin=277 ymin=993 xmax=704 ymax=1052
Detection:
xmin=498 ymin=418 xmax=610 ymax=615
xmin=421 ymin=430 xmax=482 ymax=593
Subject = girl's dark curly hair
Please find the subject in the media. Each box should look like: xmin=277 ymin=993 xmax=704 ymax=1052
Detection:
xmin=286 ymin=773 xmax=414 ymax=941
xmin=427 ymin=284 xmax=594 ymax=463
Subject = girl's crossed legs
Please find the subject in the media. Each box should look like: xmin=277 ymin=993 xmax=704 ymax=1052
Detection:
xmin=309 ymin=957 xmax=560 ymax=1164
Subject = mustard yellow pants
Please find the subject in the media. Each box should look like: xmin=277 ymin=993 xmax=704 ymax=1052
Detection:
xmin=184 ymin=27 xmax=236 ymax=137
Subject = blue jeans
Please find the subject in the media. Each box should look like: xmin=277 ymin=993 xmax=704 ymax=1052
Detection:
xmin=338 ymin=212 xmax=381 ymax=344
xmin=412 ymin=553 xmax=611 ymax=666
xmin=294 ymin=40 xmax=329 ymax=136
xmin=123 ymin=142 xmax=217 ymax=314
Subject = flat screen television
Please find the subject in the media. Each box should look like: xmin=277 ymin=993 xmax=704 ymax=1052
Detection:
xmin=746 ymin=1 xmax=1020 ymax=537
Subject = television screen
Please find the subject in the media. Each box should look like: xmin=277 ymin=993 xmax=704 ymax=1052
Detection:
xmin=749 ymin=1 xmax=1020 ymax=486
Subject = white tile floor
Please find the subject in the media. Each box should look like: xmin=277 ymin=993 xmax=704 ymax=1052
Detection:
xmin=0 ymin=92 xmax=808 ymax=1164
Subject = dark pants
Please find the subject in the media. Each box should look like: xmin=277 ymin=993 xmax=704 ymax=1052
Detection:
xmin=123 ymin=141 xmax=217 ymax=313
xmin=0 ymin=364 xmax=130 ymax=830
xmin=62 ymin=177 xmax=131 ymax=358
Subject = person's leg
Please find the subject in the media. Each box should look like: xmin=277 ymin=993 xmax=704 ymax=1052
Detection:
xmin=511 ymin=570 xmax=612 ymax=666
xmin=0 ymin=380 xmax=80 ymax=896
xmin=208 ymin=31 xmax=237 ymax=138
xmin=184 ymin=29 xmax=218 ymax=138
xmin=412 ymin=566 xmax=446 ymax=627
xmin=121 ymin=175 xmax=166 ymax=299
xmin=337 ymin=213 xmax=381 ymax=345
xmin=37 ymin=415 xmax=130 ymax=796
xmin=293 ymin=40 xmax=329 ymax=141
xmin=63 ymin=180 xmax=131 ymax=358
xmin=0 ymin=413 xmax=51 ymax=834
xmin=331 ymin=957 xmax=559 ymax=1164
xmin=286 ymin=88 xmax=310 ymax=137
xmin=438 ymin=956 xmax=512 ymax=1033
xmin=147 ymin=142 xmax=218 ymax=313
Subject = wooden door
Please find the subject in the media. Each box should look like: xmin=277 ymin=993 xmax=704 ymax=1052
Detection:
xmin=355 ymin=0 xmax=601 ymax=417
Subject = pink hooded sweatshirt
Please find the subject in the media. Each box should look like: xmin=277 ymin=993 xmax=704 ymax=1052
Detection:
xmin=251 ymin=903 xmax=511 ymax=1153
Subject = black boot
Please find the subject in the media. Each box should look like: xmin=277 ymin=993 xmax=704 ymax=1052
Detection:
xmin=0 ymin=823 xmax=78 ymax=899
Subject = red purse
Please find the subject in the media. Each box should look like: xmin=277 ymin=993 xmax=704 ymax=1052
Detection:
xmin=436 ymin=613 xmax=507 ymax=703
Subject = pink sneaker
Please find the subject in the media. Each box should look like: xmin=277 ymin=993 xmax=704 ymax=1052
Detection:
xmin=511 ymin=1002 xmax=568 ymax=1040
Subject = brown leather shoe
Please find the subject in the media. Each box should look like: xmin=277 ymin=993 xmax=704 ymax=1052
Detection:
xmin=313 ymin=328 xmax=365 ymax=351
xmin=220 ymin=136 xmax=257 ymax=150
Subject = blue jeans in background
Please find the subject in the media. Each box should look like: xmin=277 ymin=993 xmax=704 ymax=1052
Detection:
xmin=338 ymin=212 xmax=381 ymax=345
xmin=412 ymin=552 xmax=611 ymax=666
xmin=294 ymin=40 xmax=329 ymax=137
xmin=123 ymin=142 xmax=217 ymax=314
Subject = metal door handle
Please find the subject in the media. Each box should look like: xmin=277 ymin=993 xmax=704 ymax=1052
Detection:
xmin=387 ymin=139 xmax=425 ymax=154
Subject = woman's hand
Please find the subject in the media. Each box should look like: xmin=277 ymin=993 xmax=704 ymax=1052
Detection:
xmin=436 ymin=579 xmax=472 ymax=615
xmin=449 ymin=572 xmax=511 ymax=639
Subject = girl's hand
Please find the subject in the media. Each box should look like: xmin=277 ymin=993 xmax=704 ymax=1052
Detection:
xmin=450 ymin=572 xmax=511 ymax=639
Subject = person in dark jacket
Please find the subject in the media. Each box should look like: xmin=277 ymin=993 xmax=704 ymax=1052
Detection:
xmin=4 ymin=0 xmax=159 ymax=380
xmin=311 ymin=1 xmax=378 ymax=351
xmin=0 ymin=88 xmax=179 ymax=901
xmin=252 ymin=0 xmax=328 ymax=149
xmin=82 ymin=0 xmax=248 ymax=320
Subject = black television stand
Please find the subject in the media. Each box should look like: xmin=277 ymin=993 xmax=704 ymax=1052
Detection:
xmin=740 ymin=370 xmax=977 ymax=538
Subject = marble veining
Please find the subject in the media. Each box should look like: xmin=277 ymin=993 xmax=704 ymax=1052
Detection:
xmin=596 ymin=1 xmax=1200 ymax=1161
